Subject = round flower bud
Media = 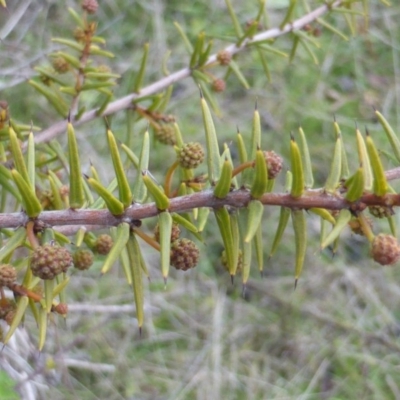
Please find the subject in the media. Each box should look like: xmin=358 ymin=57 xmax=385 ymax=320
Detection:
xmin=95 ymin=234 xmax=113 ymax=255
xmin=216 ymin=50 xmax=232 ymax=65
xmin=82 ymin=0 xmax=98 ymax=14
xmin=31 ymin=244 xmax=73 ymax=280
xmin=154 ymin=222 xmax=180 ymax=243
xmin=170 ymin=239 xmax=199 ymax=271
xmin=263 ymin=150 xmax=283 ymax=179
xmin=371 ymin=234 xmax=400 ymax=266
xmin=52 ymin=57 xmax=70 ymax=74
xmin=211 ymin=78 xmax=226 ymax=93
xmin=178 ymin=142 xmax=205 ymax=169
xmin=73 ymin=249 xmax=94 ymax=270
xmin=0 ymin=299 xmax=16 ymax=320
xmin=154 ymin=124 xmax=176 ymax=146
xmin=0 ymin=264 xmax=17 ymax=287
xmin=369 ymin=205 xmax=394 ymax=219
xmin=54 ymin=303 xmax=68 ymax=315
xmin=73 ymin=27 xmax=86 ymax=43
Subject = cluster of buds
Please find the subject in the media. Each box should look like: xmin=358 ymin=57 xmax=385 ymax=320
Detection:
xmin=0 ymin=264 xmax=17 ymax=287
xmin=0 ymin=298 xmax=16 ymax=326
xmin=51 ymin=56 xmax=70 ymax=74
xmin=94 ymin=234 xmax=114 ymax=255
xmin=82 ymin=0 xmax=98 ymax=14
xmin=216 ymin=50 xmax=232 ymax=66
xmin=170 ymin=238 xmax=200 ymax=271
xmin=154 ymin=222 xmax=181 ymax=243
xmin=0 ymin=264 xmax=18 ymax=326
xmin=73 ymin=249 xmax=94 ymax=271
xmin=30 ymin=243 xmax=73 ymax=280
xmin=154 ymin=123 xmax=177 ymax=146
xmin=371 ymin=234 xmax=400 ymax=266
xmin=211 ymin=79 xmax=226 ymax=93
xmin=263 ymin=151 xmax=283 ymax=180
xmin=153 ymin=224 xmax=199 ymax=271
xmin=178 ymin=142 xmax=205 ymax=169
xmin=369 ymin=205 xmax=394 ymax=219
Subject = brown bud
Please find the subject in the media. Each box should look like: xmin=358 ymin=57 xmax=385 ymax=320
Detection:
xmin=170 ymin=239 xmax=199 ymax=271
xmin=31 ymin=244 xmax=73 ymax=280
xmin=0 ymin=264 xmax=17 ymax=287
xmin=263 ymin=150 xmax=283 ymax=179
xmin=52 ymin=57 xmax=70 ymax=74
xmin=154 ymin=222 xmax=180 ymax=243
xmin=371 ymin=234 xmax=400 ymax=266
xmin=211 ymin=78 xmax=226 ymax=93
xmin=0 ymin=298 xmax=16 ymax=320
xmin=73 ymin=249 xmax=94 ymax=270
xmin=95 ymin=234 xmax=113 ymax=255
xmin=82 ymin=0 xmax=98 ymax=14
xmin=216 ymin=50 xmax=232 ymax=66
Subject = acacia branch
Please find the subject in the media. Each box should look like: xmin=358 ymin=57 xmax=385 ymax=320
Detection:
xmin=1 ymin=167 xmax=399 ymax=231
xmin=33 ymin=0 xmax=342 ymax=145
xmin=1 ymin=186 xmax=399 ymax=232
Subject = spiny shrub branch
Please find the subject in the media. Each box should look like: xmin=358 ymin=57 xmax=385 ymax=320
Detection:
xmin=0 ymin=0 xmax=397 ymax=348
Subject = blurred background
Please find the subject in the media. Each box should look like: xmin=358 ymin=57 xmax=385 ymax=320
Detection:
xmin=1 ymin=0 xmax=400 ymax=399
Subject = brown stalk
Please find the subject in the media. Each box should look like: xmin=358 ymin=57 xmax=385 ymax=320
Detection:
xmin=1 ymin=183 xmax=400 ymax=232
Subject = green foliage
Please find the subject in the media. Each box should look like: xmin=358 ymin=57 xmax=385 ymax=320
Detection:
xmin=0 ymin=0 xmax=400 ymax=398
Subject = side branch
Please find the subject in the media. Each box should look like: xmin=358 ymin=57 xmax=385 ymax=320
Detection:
xmin=33 ymin=0 xmax=342 ymax=145
xmin=1 ymin=188 xmax=399 ymax=231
